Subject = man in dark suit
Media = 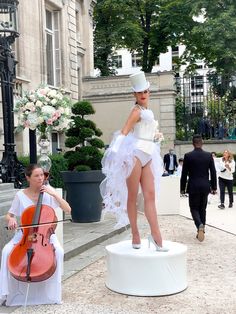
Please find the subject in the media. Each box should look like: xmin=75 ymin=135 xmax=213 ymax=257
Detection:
xmin=180 ymin=135 xmax=217 ymax=242
xmin=163 ymin=149 xmax=178 ymax=174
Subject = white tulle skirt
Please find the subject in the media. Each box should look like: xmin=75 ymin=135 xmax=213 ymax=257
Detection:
xmin=100 ymin=132 xmax=163 ymax=228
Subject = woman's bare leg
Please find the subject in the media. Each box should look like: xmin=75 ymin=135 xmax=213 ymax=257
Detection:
xmin=140 ymin=163 xmax=163 ymax=246
xmin=126 ymin=158 xmax=142 ymax=244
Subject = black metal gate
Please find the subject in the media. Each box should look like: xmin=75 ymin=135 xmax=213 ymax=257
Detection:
xmin=175 ymin=73 xmax=236 ymax=141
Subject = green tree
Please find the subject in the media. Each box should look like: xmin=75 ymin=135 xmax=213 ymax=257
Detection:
xmin=94 ymin=0 xmax=172 ymax=75
xmin=163 ymin=0 xmax=236 ymax=76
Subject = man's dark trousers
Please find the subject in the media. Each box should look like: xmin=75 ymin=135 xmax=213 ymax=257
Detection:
xmin=188 ymin=192 xmax=208 ymax=229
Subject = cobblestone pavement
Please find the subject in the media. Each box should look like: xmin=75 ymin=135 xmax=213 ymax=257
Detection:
xmin=7 ymin=212 xmax=236 ymax=314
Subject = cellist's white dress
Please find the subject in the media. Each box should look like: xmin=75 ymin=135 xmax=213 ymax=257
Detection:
xmin=100 ymin=106 xmax=163 ymax=228
xmin=0 ymin=190 xmax=64 ymax=306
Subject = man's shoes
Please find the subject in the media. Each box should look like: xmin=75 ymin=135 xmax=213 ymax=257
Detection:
xmin=229 ymin=203 xmax=233 ymax=208
xmin=196 ymin=224 xmax=205 ymax=242
xmin=218 ymin=204 xmax=225 ymax=209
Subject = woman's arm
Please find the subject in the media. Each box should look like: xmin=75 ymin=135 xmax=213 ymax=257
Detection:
xmin=121 ymin=107 xmax=140 ymax=135
xmin=111 ymin=107 xmax=140 ymax=153
xmin=41 ymin=185 xmax=71 ymax=214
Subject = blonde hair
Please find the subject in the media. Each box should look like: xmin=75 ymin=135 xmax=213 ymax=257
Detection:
xmin=222 ymin=150 xmax=233 ymax=162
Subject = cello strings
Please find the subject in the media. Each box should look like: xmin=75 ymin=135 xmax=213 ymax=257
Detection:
xmin=23 ymin=283 xmax=30 ymax=311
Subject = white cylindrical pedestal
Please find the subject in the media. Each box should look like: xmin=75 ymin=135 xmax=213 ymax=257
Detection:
xmin=106 ymin=240 xmax=187 ymax=296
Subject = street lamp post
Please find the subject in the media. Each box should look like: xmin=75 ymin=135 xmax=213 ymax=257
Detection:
xmin=0 ymin=0 xmax=25 ymax=187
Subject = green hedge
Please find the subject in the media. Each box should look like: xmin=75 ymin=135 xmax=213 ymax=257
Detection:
xmin=18 ymin=154 xmax=68 ymax=188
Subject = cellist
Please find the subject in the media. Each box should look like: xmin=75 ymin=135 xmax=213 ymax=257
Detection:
xmin=0 ymin=164 xmax=71 ymax=306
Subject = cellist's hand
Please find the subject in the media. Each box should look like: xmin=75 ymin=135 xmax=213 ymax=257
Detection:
xmin=8 ymin=216 xmax=17 ymax=230
xmin=40 ymin=184 xmax=57 ymax=197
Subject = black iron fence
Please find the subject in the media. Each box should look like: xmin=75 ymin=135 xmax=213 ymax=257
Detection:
xmin=175 ymin=73 xmax=236 ymax=141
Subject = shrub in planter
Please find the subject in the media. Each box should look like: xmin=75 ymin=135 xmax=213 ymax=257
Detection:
xmin=62 ymin=100 xmax=105 ymax=222
xmin=64 ymin=100 xmax=105 ymax=170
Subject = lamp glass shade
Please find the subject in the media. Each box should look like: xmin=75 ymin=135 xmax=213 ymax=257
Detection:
xmin=0 ymin=0 xmax=18 ymax=36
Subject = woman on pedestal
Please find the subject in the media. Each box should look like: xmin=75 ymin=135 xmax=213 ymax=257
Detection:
xmin=0 ymin=164 xmax=71 ymax=306
xmin=100 ymin=71 xmax=168 ymax=251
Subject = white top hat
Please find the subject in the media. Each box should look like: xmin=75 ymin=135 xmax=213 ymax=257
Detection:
xmin=129 ymin=71 xmax=150 ymax=92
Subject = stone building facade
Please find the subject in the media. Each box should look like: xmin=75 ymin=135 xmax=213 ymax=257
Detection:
xmin=0 ymin=0 xmax=96 ymax=157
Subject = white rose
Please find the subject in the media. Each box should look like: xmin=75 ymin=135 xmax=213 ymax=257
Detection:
xmin=36 ymin=100 xmax=43 ymax=108
xmin=25 ymin=102 xmax=35 ymax=110
xmin=51 ymin=98 xmax=57 ymax=105
xmin=29 ymin=95 xmax=36 ymax=102
xmin=37 ymin=116 xmax=44 ymax=124
xmin=48 ymin=89 xmax=57 ymax=97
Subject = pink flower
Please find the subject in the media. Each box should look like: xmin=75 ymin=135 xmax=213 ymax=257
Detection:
xmin=53 ymin=110 xmax=61 ymax=119
xmin=46 ymin=119 xmax=53 ymax=125
xmin=39 ymin=89 xmax=47 ymax=95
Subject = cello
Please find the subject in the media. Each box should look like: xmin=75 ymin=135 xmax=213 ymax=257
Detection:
xmin=7 ymin=188 xmax=57 ymax=282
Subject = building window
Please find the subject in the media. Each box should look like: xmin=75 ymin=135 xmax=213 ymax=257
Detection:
xmin=172 ymin=56 xmax=179 ymax=71
xmin=191 ymin=91 xmax=204 ymax=96
xmin=195 ymin=64 xmax=203 ymax=69
xmin=75 ymin=7 xmax=81 ymax=42
xmin=51 ymin=132 xmax=59 ymax=154
xmin=112 ymin=55 xmax=122 ymax=68
xmin=45 ymin=10 xmax=61 ymax=87
xmin=171 ymin=46 xmax=179 ymax=57
xmin=132 ymin=53 xmax=142 ymax=67
xmin=191 ymin=76 xmax=204 ymax=89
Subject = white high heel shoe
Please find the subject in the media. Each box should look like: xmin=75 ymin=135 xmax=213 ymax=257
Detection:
xmin=148 ymin=235 xmax=169 ymax=252
xmin=132 ymin=243 xmax=141 ymax=249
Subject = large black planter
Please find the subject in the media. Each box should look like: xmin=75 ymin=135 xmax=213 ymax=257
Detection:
xmin=61 ymin=170 xmax=105 ymax=223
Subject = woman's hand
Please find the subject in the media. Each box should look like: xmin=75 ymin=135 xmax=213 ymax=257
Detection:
xmin=8 ymin=216 xmax=17 ymax=230
xmin=40 ymin=184 xmax=56 ymax=197
xmin=154 ymin=131 xmax=164 ymax=143
xmin=40 ymin=184 xmax=71 ymax=214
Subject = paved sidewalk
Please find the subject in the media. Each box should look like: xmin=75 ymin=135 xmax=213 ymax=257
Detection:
xmin=1 ymin=197 xmax=235 ymax=314
xmin=180 ymin=194 xmax=236 ymax=235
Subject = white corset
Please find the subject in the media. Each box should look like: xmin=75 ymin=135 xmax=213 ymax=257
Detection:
xmin=132 ymin=108 xmax=158 ymax=155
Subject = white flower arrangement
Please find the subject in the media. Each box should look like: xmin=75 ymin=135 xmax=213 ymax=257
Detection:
xmin=14 ymin=85 xmax=72 ymax=136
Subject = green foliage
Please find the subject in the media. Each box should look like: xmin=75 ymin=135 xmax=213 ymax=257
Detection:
xmin=72 ymin=100 xmax=95 ymax=117
xmin=64 ymin=100 xmax=105 ymax=171
xmin=175 ymin=95 xmax=189 ymax=140
xmin=75 ymin=165 xmax=91 ymax=172
xmin=65 ymin=136 xmax=80 ymax=148
xmin=165 ymin=0 xmax=236 ymax=76
xmin=88 ymin=138 xmax=105 ymax=149
xmin=49 ymin=154 xmax=68 ymax=188
xmin=18 ymin=155 xmax=30 ymax=167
